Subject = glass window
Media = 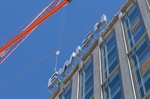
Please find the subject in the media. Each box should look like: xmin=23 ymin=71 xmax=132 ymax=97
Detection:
xmin=59 ymin=83 xmax=72 ymax=99
xmin=104 ymin=70 xmax=124 ymax=99
xmin=143 ymin=70 xmax=150 ymax=92
xmin=124 ymin=4 xmax=146 ymax=48
xmin=131 ymin=37 xmax=150 ymax=98
xmin=80 ymin=59 xmax=94 ymax=99
xmin=102 ymin=31 xmax=119 ymax=79
xmin=132 ymin=38 xmax=150 ymax=66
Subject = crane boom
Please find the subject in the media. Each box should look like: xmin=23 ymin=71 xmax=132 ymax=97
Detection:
xmin=0 ymin=0 xmax=71 ymax=64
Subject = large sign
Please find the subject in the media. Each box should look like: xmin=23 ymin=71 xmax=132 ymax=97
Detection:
xmin=48 ymin=14 xmax=107 ymax=89
xmin=58 ymin=48 xmax=82 ymax=76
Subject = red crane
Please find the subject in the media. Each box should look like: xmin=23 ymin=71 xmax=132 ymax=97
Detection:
xmin=0 ymin=0 xmax=71 ymax=64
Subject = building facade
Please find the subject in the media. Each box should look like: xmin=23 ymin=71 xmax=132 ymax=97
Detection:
xmin=50 ymin=0 xmax=150 ymax=99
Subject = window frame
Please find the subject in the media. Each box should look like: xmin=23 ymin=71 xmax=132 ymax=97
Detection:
xmin=122 ymin=3 xmax=146 ymax=49
xmin=100 ymin=29 xmax=124 ymax=99
xmin=102 ymin=69 xmax=124 ymax=99
xmin=79 ymin=58 xmax=94 ymax=99
xmin=129 ymin=36 xmax=150 ymax=98
xmin=59 ymin=82 xmax=72 ymax=99
xmin=101 ymin=30 xmax=119 ymax=80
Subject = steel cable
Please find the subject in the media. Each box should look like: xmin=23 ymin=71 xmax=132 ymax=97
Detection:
xmin=0 ymin=1 xmax=124 ymax=91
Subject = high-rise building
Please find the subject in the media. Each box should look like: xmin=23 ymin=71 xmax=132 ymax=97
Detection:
xmin=49 ymin=0 xmax=150 ymax=98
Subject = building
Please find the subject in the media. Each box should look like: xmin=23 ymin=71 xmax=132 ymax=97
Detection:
xmin=49 ymin=0 xmax=150 ymax=99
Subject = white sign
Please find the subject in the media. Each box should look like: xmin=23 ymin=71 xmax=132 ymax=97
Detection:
xmin=94 ymin=14 xmax=107 ymax=33
xmin=48 ymin=72 xmax=58 ymax=88
xmin=82 ymin=31 xmax=93 ymax=49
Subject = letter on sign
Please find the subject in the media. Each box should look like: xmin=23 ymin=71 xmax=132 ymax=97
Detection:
xmin=67 ymin=52 xmax=76 ymax=68
xmin=94 ymin=14 xmax=107 ymax=33
xmin=82 ymin=31 xmax=93 ymax=49
xmin=58 ymin=60 xmax=69 ymax=76
xmin=48 ymin=72 xmax=58 ymax=88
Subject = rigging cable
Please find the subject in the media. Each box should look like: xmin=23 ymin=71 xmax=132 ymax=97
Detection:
xmin=0 ymin=19 xmax=100 ymax=91
xmin=54 ymin=5 xmax=67 ymax=72
xmin=0 ymin=1 xmax=124 ymax=91
xmin=0 ymin=0 xmax=57 ymax=43
xmin=0 ymin=17 xmax=95 ymax=91
xmin=58 ymin=5 xmax=67 ymax=50
xmin=0 ymin=16 xmax=35 ymax=43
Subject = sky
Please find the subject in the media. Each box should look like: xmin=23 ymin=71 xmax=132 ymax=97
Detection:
xmin=0 ymin=0 xmax=125 ymax=99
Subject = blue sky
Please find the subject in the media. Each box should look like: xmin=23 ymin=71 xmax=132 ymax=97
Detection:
xmin=0 ymin=0 xmax=125 ymax=98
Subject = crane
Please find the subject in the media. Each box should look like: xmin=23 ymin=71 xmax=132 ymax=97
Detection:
xmin=0 ymin=0 xmax=71 ymax=64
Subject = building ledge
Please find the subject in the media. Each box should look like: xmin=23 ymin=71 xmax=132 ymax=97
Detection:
xmin=101 ymin=14 xmax=118 ymax=37
xmin=121 ymin=0 xmax=133 ymax=13
xmin=50 ymin=86 xmax=60 ymax=99
xmin=100 ymin=0 xmax=134 ymax=37
xmin=50 ymin=63 xmax=79 ymax=99
xmin=82 ymin=39 xmax=98 ymax=61
xmin=63 ymin=63 xmax=79 ymax=84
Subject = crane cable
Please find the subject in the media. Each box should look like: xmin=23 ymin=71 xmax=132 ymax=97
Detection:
xmin=0 ymin=2 xmax=124 ymax=91
xmin=0 ymin=16 xmax=35 ymax=43
xmin=0 ymin=51 xmax=54 ymax=91
xmin=0 ymin=0 xmax=58 ymax=43
xmin=0 ymin=17 xmax=96 ymax=91
xmin=54 ymin=5 xmax=67 ymax=72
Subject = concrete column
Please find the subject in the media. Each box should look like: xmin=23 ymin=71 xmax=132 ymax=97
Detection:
xmin=93 ymin=46 xmax=102 ymax=99
xmin=71 ymin=70 xmax=79 ymax=99
xmin=115 ymin=19 xmax=136 ymax=99
xmin=137 ymin=0 xmax=150 ymax=38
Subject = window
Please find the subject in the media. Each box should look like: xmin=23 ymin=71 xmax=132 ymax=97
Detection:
xmin=124 ymin=4 xmax=146 ymax=48
xmin=103 ymin=70 xmax=124 ymax=99
xmin=59 ymin=83 xmax=72 ymax=99
xmin=124 ymin=3 xmax=150 ymax=98
xmin=102 ymin=31 xmax=119 ymax=79
xmin=143 ymin=70 xmax=150 ymax=92
xmin=80 ymin=59 xmax=94 ymax=99
xmin=131 ymin=37 xmax=150 ymax=98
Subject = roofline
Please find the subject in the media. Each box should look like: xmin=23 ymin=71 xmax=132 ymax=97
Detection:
xmin=50 ymin=0 xmax=134 ymax=98
xmin=101 ymin=0 xmax=134 ymax=37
